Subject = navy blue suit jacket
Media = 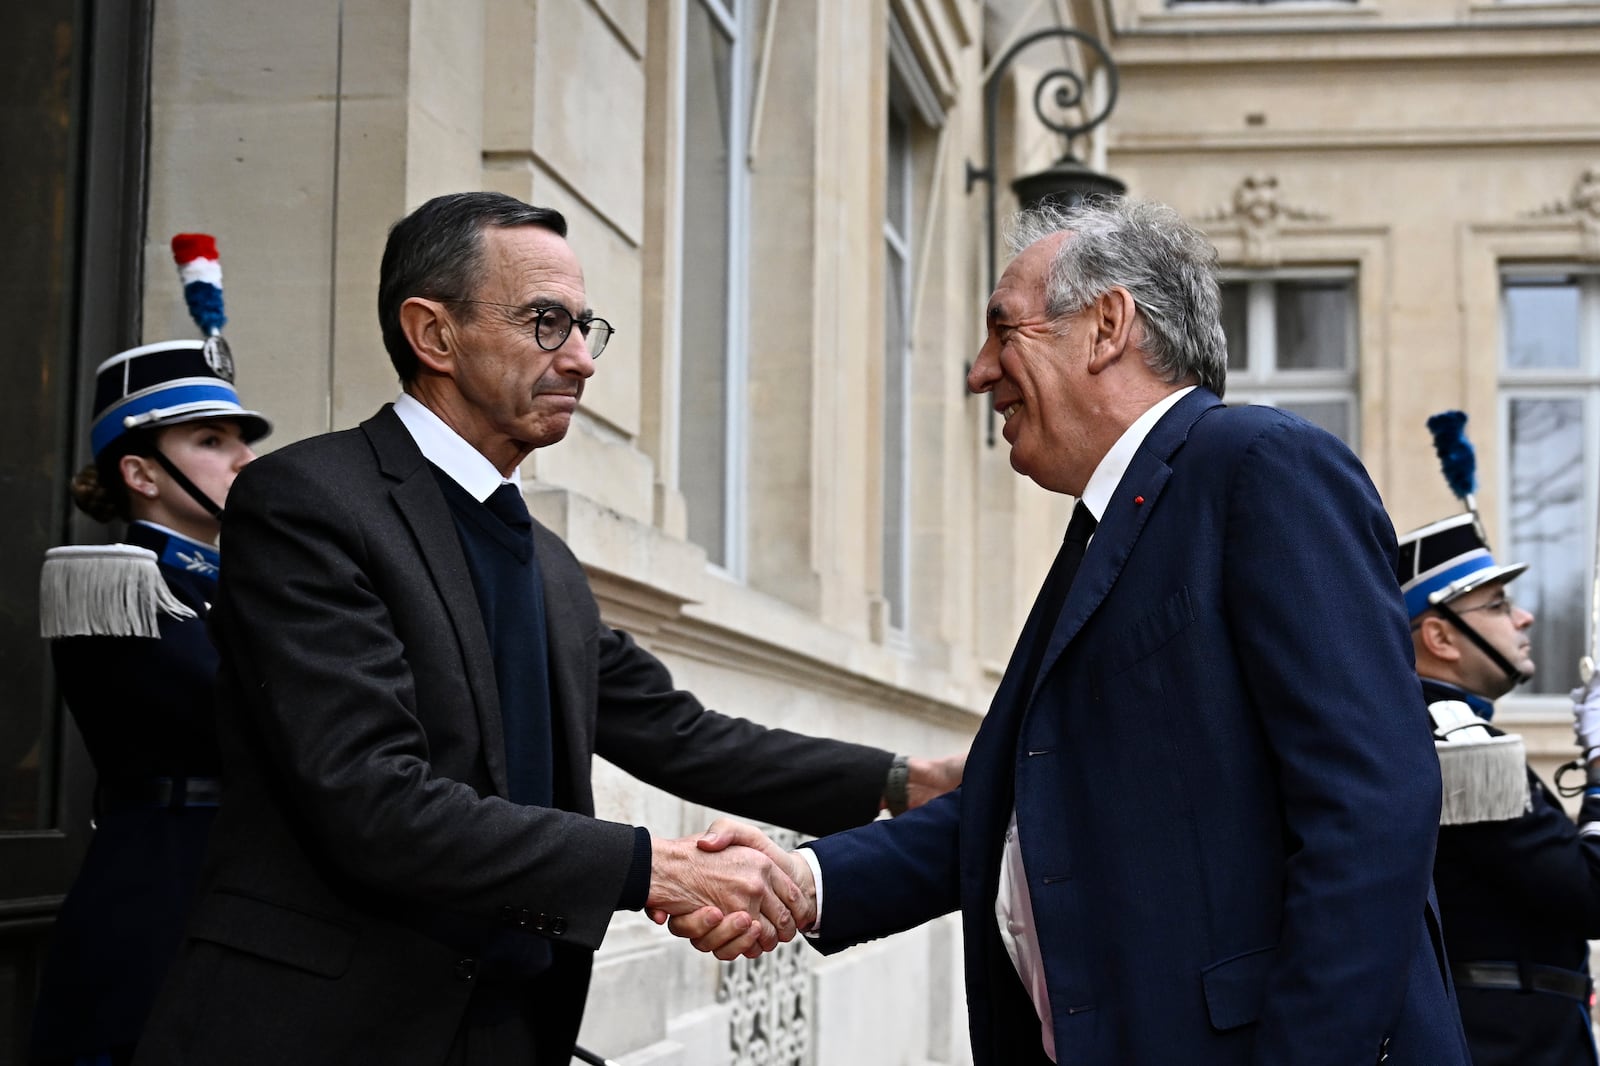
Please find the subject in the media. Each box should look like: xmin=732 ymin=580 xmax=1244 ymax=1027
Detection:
xmin=809 ymin=390 xmax=1470 ymax=1065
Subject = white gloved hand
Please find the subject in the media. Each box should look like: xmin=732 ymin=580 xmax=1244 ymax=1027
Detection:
xmin=1571 ymin=672 xmax=1600 ymax=759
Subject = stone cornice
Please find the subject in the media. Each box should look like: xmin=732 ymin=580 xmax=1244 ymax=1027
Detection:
xmin=1106 ymin=18 xmax=1600 ymax=61
xmin=1113 ymin=125 xmax=1600 ymax=154
xmin=532 ymin=486 xmax=986 ymax=732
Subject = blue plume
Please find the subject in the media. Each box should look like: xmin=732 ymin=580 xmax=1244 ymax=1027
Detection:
xmin=1427 ymin=410 xmax=1476 ymax=500
xmin=182 ymin=280 xmax=227 ymax=335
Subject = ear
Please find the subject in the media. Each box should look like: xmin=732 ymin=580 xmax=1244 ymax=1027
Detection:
xmin=400 ymin=297 xmax=457 ymax=376
xmin=120 ymin=454 xmax=160 ymax=500
xmin=1084 ymin=286 xmax=1137 ymax=375
xmin=1414 ymin=614 xmax=1462 ymax=663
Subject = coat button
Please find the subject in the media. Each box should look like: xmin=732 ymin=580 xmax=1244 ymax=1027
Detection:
xmin=550 ymin=916 xmax=567 ymax=936
xmin=532 ymin=914 xmax=548 ymax=933
xmin=516 ymin=908 xmax=532 ymax=928
xmin=455 ymin=957 xmax=477 ymax=982
xmin=499 ymin=906 xmax=516 ymax=925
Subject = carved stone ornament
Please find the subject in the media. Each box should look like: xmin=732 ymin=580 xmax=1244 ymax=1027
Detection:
xmin=1199 ymin=174 xmax=1331 ymax=268
xmin=1523 ymin=165 xmax=1600 ymax=261
xmin=716 ymin=827 xmax=813 ymax=1066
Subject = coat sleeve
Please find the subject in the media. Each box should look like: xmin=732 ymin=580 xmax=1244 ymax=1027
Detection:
xmin=212 ymin=456 xmax=638 ymax=950
xmin=592 ymin=626 xmax=894 ymax=837
xmin=1219 ymin=417 xmax=1444 ymax=1062
xmin=1442 ymin=774 xmax=1600 ymax=934
xmin=801 ymin=788 xmax=964 ymax=951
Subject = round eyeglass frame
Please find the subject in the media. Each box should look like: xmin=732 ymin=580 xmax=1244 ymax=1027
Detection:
xmin=441 ymin=297 xmax=613 ymax=358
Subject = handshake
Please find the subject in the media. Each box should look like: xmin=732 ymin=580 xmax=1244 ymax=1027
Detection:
xmin=645 ymin=819 xmax=817 ymax=961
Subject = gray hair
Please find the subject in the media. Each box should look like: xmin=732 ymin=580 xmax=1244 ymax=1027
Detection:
xmin=1005 ymin=197 xmax=1228 ymax=398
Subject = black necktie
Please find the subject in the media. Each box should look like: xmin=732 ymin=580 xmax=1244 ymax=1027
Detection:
xmin=1018 ymin=501 xmax=1097 ymax=697
xmin=479 ymin=480 xmax=551 ymax=808
xmin=485 ymin=482 xmax=533 ymax=534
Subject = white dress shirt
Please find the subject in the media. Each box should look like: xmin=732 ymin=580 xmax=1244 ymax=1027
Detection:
xmin=391 ymin=391 xmax=519 ymax=501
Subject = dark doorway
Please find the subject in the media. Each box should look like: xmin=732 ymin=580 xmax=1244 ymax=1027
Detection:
xmin=0 ymin=1 xmax=150 ymax=1059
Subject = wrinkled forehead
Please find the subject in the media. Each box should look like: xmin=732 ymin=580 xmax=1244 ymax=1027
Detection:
xmin=989 ymin=233 xmax=1068 ymax=317
xmin=481 ymin=224 xmax=587 ymax=304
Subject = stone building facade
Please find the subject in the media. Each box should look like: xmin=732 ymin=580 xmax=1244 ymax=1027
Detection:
xmin=2 ymin=0 xmax=1597 ymax=1063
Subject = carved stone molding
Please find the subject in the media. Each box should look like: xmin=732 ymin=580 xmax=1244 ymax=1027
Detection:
xmin=1198 ymin=173 xmax=1331 ymax=268
xmin=717 ymin=827 xmax=813 ymax=1066
xmin=1522 ymin=165 xmax=1600 ymax=261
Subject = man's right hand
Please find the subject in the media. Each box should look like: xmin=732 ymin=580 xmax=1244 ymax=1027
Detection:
xmin=646 ymin=832 xmax=806 ymax=961
xmin=656 ymin=819 xmax=816 ymax=958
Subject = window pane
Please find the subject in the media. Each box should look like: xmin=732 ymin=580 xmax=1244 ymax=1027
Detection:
xmin=1505 ymin=397 xmax=1588 ymax=695
xmin=1278 ymin=400 xmax=1352 ymax=445
xmin=883 ymin=247 xmax=908 ymax=630
xmin=679 ymin=7 xmax=734 ymax=566
xmin=886 ymin=107 xmax=909 ymax=234
xmin=1221 ymin=282 xmax=1248 ymax=371
xmin=1503 ymin=278 xmax=1581 ymax=371
xmin=1275 ymin=280 xmax=1352 ymax=371
xmin=0 ymin=0 xmax=84 ymax=831
xmin=882 ymin=97 xmax=912 ymax=631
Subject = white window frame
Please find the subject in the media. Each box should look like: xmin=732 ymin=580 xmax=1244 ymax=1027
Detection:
xmin=1221 ymin=268 xmax=1361 ymax=448
xmin=677 ymin=0 xmax=750 ymax=578
xmin=1497 ymin=267 xmax=1600 ymax=699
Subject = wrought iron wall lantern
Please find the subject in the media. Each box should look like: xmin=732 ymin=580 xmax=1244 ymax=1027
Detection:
xmin=967 ymin=27 xmax=1125 ymax=445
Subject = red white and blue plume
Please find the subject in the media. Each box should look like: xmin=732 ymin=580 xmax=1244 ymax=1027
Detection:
xmin=171 ymin=233 xmax=234 ymax=378
xmin=172 ymin=233 xmax=226 ymax=335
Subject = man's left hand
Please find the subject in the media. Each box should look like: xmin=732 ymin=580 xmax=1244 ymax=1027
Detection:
xmin=903 ymin=754 xmax=965 ymax=812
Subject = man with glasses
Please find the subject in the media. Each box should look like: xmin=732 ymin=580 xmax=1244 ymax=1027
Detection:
xmin=1400 ymin=511 xmax=1600 ymax=1066
xmin=134 ymin=192 xmax=962 ymax=1066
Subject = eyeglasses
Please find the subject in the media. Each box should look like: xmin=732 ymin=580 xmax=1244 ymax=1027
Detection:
xmin=1456 ymin=594 xmax=1517 ymax=619
xmin=441 ymin=298 xmax=613 ymax=358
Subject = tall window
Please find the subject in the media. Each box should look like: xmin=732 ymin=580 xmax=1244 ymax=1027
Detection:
xmin=881 ymin=19 xmax=942 ymax=639
xmin=1220 ymin=273 xmax=1360 ymax=447
xmin=1500 ymin=270 xmax=1600 ymax=696
xmin=882 ymin=91 xmax=913 ymax=634
xmin=678 ymin=0 xmax=748 ymax=572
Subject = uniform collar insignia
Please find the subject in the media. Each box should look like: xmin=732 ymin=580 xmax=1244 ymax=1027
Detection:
xmin=129 ymin=521 xmax=221 ymax=582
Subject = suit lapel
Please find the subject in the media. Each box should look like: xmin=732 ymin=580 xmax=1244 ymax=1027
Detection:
xmin=363 ymin=405 xmax=509 ymax=798
xmin=1025 ymin=388 xmax=1222 ymax=707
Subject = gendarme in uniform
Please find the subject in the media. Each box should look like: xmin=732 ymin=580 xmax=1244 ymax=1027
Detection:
xmin=1400 ymin=512 xmax=1600 ymax=1066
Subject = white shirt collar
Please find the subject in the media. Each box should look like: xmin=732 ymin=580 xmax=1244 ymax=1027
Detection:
xmin=1077 ymin=386 xmax=1196 ymax=522
xmin=392 ymin=392 xmax=518 ymax=503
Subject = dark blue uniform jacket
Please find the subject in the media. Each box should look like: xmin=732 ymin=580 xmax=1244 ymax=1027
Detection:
xmin=1428 ymin=676 xmax=1600 ymax=1066
xmin=30 ymin=522 xmax=221 ymax=1062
